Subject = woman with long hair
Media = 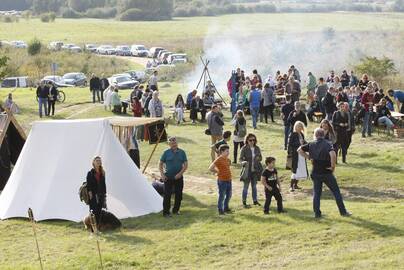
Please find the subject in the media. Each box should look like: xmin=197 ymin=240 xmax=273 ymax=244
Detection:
xmin=86 ymin=156 xmax=107 ymax=223
xmin=239 ymin=133 xmax=262 ymax=207
xmin=231 ymin=110 xmax=247 ymax=164
xmin=320 ymin=119 xmax=337 ymax=145
xmin=175 ymin=94 xmax=186 ymax=124
xmin=287 ymin=121 xmax=308 ymax=191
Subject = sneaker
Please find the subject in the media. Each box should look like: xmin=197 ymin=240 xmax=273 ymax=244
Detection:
xmin=253 ymin=201 xmax=261 ymax=206
xmin=243 ymin=201 xmax=251 ymax=209
xmin=163 ymin=213 xmax=172 ymax=218
xmin=362 ymin=134 xmax=366 ymax=138
xmin=224 ymin=208 xmax=233 ymax=214
xmin=264 ymin=211 xmax=270 ymax=215
xmin=341 ymin=211 xmax=352 ymax=217
xmin=173 ymin=211 xmax=181 ymax=215
xmin=289 ymin=187 xmax=295 ymax=192
xmin=314 ymin=213 xmax=322 ymax=219
xmin=218 ymin=210 xmax=225 ymax=215
xmin=294 ymin=185 xmax=302 ymax=190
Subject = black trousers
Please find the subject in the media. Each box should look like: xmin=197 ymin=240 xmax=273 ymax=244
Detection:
xmin=233 ymin=141 xmax=244 ymax=163
xmin=129 ymin=149 xmax=140 ymax=168
xmin=48 ymin=99 xmax=55 ymax=116
xmin=336 ymin=129 xmax=350 ymax=162
xmin=163 ymin=177 xmax=184 ymax=215
xmin=264 ymin=187 xmax=283 ymax=213
xmin=263 ymin=105 xmax=275 ymax=123
xmin=100 ymin=89 xmax=105 ymax=101
xmin=89 ymin=196 xmax=105 ymax=223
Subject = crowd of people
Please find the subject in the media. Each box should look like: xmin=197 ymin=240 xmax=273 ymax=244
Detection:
xmin=79 ymin=64 xmax=404 ymax=222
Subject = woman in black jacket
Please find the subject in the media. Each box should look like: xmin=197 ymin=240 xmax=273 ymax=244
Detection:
xmin=86 ymin=156 xmax=107 ymax=223
xmin=332 ymin=102 xmax=355 ymax=163
xmin=287 ymin=121 xmax=308 ymax=192
xmin=48 ymin=82 xmax=58 ymax=116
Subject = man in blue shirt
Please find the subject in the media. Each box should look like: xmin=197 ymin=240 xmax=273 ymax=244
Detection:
xmin=159 ymin=137 xmax=188 ymax=217
xmin=388 ymin=89 xmax=404 ymax=114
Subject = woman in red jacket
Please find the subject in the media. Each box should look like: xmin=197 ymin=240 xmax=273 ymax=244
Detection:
xmin=132 ymin=96 xmax=142 ymax=117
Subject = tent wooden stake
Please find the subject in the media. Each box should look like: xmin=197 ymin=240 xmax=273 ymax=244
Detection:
xmin=90 ymin=211 xmax=103 ymax=270
xmin=142 ymin=128 xmax=165 ymax=174
xmin=28 ymin=208 xmax=44 ymax=270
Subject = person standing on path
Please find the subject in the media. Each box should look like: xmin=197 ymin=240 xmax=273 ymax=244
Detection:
xmin=159 ymin=137 xmax=188 ymax=217
xmin=298 ymin=128 xmax=351 ymax=218
xmin=90 ymin=74 xmax=101 ymax=103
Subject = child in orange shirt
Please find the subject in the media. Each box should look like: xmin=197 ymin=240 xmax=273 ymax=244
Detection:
xmin=209 ymin=144 xmax=232 ymax=215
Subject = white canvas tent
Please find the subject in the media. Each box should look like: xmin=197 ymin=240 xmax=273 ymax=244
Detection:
xmin=0 ymin=118 xmax=163 ymax=222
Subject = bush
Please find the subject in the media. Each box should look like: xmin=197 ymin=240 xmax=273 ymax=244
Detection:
xmin=354 ymin=56 xmax=397 ymax=82
xmin=203 ymin=6 xmax=217 ymax=16
xmin=3 ymin=16 xmax=13 ymax=23
xmin=61 ymin=7 xmax=82 ymax=18
xmin=86 ymin=7 xmax=117 ymax=18
xmin=40 ymin=13 xmax=50 ymax=22
xmin=28 ymin=38 xmax=42 ymax=56
xmin=173 ymin=7 xmax=189 ymax=17
xmin=119 ymin=8 xmax=144 ymax=21
xmin=254 ymin=4 xmax=277 ymax=13
xmin=49 ymin=12 xmax=56 ymax=22
xmin=22 ymin=10 xmax=32 ymax=20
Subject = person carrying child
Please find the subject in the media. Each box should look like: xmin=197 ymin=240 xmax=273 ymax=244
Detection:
xmin=261 ymin=157 xmax=286 ymax=215
xmin=209 ymin=144 xmax=233 ymax=215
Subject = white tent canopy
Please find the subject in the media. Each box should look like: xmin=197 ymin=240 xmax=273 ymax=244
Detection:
xmin=0 ymin=118 xmax=162 ymax=222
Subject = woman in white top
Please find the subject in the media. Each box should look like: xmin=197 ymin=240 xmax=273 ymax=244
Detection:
xmin=174 ymin=94 xmax=186 ymax=124
xmin=148 ymin=91 xmax=164 ymax=117
xmin=287 ymin=121 xmax=308 ymax=191
xmin=103 ymin=85 xmax=114 ymax=111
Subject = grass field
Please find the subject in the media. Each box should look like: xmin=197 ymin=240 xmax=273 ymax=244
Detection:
xmin=1 ymin=84 xmax=404 ymax=269
xmin=2 ymin=13 xmax=404 ymax=47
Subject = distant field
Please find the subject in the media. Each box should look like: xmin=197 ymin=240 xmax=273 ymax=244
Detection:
xmin=1 ymin=13 xmax=404 ymax=47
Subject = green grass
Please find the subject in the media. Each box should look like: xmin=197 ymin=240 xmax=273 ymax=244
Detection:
xmin=1 ymin=84 xmax=404 ymax=269
xmin=2 ymin=13 xmax=404 ymax=46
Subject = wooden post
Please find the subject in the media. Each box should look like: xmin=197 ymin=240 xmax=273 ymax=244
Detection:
xmin=28 ymin=208 xmax=44 ymax=270
xmin=142 ymin=126 xmax=165 ymax=174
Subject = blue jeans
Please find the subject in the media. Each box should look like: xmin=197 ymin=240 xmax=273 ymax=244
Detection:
xmin=217 ymin=180 xmax=232 ymax=212
xmin=250 ymin=107 xmax=259 ymax=129
xmin=311 ymin=173 xmax=347 ymax=216
xmin=362 ymin=111 xmax=372 ymax=136
xmin=38 ymin=97 xmax=48 ymax=118
xmin=242 ymin=172 xmax=258 ymax=202
xmin=284 ymin=124 xmax=291 ymax=149
xmin=378 ymin=116 xmax=394 ymax=129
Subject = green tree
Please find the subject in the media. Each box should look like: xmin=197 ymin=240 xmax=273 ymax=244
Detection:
xmin=354 ymin=56 xmax=397 ymax=82
xmin=68 ymin=0 xmax=91 ymax=12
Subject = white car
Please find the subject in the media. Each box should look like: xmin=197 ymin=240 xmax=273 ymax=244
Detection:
xmin=149 ymin=47 xmax=165 ymax=58
xmin=109 ymin=74 xmax=139 ymax=89
xmin=85 ymin=44 xmax=97 ymax=53
xmin=48 ymin=41 xmax=64 ymax=51
xmin=10 ymin=40 xmax=27 ymax=48
xmin=42 ymin=75 xmax=72 ymax=87
xmin=1 ymin=76 xmax=30 ymax=88
xmin=62 ymin=44 xmax=82 ymax=53
xmin=168 ymin=54 xmax=188 ymax=64
xmin=97 ymin=45 xmax=116 ymax=55
xmin=116 ymin=45 xmax=132 ymax=56
xmin=130 ymin=45 xmax=149 ymax=57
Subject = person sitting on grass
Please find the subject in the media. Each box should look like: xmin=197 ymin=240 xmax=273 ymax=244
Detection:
xmin=3 ymin=93 xmax=20 ymax=114
xmin=261 ymin=157 xmax=286 ymax=215
xmin=209 ymin=144 xmax=233 ymax=215
xmin=214 ymin=130 xmax=232 ymax=156
xmin=110 ymin=88 xmax=122 ymax=114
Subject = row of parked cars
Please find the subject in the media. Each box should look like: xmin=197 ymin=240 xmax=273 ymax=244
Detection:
xmin=47 ymin=42 xmax=188 ymax=65
xmin=1 ymin=70 xmax=149 ymax=90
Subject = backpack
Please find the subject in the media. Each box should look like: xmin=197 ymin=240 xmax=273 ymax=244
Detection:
xmin=237 ymin=121 xmax=247 ymax=137
xmin=79 ymin=182 xmax=90 ymax=205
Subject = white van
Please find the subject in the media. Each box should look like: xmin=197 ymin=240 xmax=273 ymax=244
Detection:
xmin=1 ymin=77 xmax=30 ymax=88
